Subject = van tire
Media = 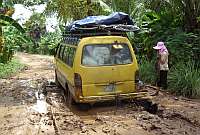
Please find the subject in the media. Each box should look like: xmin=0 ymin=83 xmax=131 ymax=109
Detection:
xmin=65 ymin=85 xmax=76 ymax=106
xmin=67 ymin=92 xmax=76 ymax=107
xmin=55 ymin=70 xmax=62 ymax=88
xmin=67 ymin=92 xmax=73 ymax=106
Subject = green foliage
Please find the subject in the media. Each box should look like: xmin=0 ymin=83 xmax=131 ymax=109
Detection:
xmin=111 ymin=0 xmax=131 ymax=13
xmin=139 ymin=59 xmax=156 ymax=84
xmin=0 ymin=46 xmax=13 ymax=63
xmin=24 ymin=12 xmax=46 ymax=45
xmin=168 ymin=61 xmax=200 ymax=98
xmin=0 ymin=24 xmax=25 ymax=63
xmin=37 ymin=32 xmax=61 ymax=55
xmin=166 ymin=32 xmax=199 ymax=66
xmin=0 ymin=14 xmax=25 ymax=32
xmin=143 ymin=0 xmax=200 ymax=32
xmin=17 ymin=30 xmax=61 ymax=55
xmin=99 ymin=0 xmax=147 ymax=24
xmin=24 ymin=13 xmax=46 ymax=29
xmin=0 ymin=58 xmax=24 ymax=78
xmin=3 ymin=26 xmax=28 ymax=48
xmin=129 ymin=0 xmax=200 ymax=99
xmin=197 ymin=17 xmax=200 ymax=22
xmin=0 ymin=26 xmax=29 ymax=63
xmin=45 ymin=0 xmax=108 ymax=22
xmin=4 ymin=0 xmax=47 ymax=6
xmin=47 ymin=0 xmax=85 ymax=21
xmin=90 ymin=1 xmax=110 ymax=16
xmin=0 ymin=0 xmax=25 ymax=63
xmin=134 ymin=10 xmax=200 ymax=66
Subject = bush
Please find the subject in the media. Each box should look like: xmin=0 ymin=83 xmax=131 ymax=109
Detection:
xmin=0 ymin=59 xmax=24 ymax=78
xmin=139 ymin=59 xmax=157 ymax=84
xmin=168 ymin=61 xmax=200 ymax=97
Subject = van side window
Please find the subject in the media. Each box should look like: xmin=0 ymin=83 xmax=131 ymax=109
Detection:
xmin=59 ymin=45 xmax=65 ymax=60
xmin=63 ymin=45 xmax=76 ymax=67
xmin=56 ymin=45 xmax=61 ymax=57
xmin=63 ymin=46 xmax=68 ymax=64
xmin=55 ymin=44 xmax=59 ymax=57
xmin=68 ymin=47 xmax=76 ymax=67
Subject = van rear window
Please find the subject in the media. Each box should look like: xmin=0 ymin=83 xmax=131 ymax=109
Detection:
xmin=82 ymin=44 xmax=133 ymax=66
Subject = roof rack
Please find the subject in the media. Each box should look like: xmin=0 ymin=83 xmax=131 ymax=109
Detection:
xmin=63 ymin=31 xmax=126 ymax=37
xmin=62 ymin=36 xmax=80 ymax=45
xmin=62 ymin=30 xmax=127 ymax=44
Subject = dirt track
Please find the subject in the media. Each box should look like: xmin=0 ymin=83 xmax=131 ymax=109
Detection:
xmin=0 ymin=52 xmax=200 ymax=135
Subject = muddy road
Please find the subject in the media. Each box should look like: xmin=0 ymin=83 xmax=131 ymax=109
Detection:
xmin=0 ymin=52 xmax=200 ymax=135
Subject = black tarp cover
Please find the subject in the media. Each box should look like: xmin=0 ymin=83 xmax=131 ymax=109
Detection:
xmin=67 ymin=12 xmax=135 ymax=32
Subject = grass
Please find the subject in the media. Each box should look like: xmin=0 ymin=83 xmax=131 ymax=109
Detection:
xmin=139 ymin=59 xmax=200 ymax=98
xmin=139 ymin=59 xmax=157 ymax=84
xmin=168 ymin=61 xmax=200 ymax=98
xmin=0 ymin=58 xmax=24 ymax=78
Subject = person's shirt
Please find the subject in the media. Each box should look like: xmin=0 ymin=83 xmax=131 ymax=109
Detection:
xmin=159 ymin=51 xmax=169 ymax=71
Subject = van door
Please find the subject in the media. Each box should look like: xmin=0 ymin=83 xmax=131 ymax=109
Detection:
xmin=79 ymin=43 xmax=138 ymax=97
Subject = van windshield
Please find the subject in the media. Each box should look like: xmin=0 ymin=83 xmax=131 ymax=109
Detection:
xmin=82 ymin=44 xmax=133 ymax=66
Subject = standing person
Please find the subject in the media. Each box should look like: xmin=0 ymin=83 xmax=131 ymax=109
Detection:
xmin=153 ymin=42 xmax=169 ymax=89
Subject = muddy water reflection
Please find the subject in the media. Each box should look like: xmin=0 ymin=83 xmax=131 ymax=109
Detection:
xmin=31 ymin=92 xmax=47 ymax=113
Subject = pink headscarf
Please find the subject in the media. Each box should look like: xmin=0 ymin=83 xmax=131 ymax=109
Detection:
xmin=153 ymin=42 xmax=168 ymax=54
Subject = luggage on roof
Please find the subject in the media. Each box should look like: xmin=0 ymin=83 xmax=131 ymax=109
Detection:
xmin=65 ymin=12 xmax=139 ymax=34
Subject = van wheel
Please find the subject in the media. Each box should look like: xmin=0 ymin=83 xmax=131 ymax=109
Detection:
xmin=78 ymin=103 xmax=91 ymax=111
xmin=67 ymin=91 xmax=73 ymax=106
xmin=55 ymin=70 xmax=62 ymax=88
xmin=66 ymin=88 xmax=76 ymax=107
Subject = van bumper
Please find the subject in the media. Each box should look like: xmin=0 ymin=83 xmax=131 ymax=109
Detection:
xmin=77 ymin=92 xmax=151 ymax=103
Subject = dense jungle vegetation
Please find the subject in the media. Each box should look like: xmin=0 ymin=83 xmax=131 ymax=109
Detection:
xmin=0 ymin=0 xmax=199 ymax=97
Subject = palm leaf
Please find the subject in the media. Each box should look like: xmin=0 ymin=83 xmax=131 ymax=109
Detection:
xmin=0 ymin=15 xmax=25 ymax=33
xmin=93 ymin=0 xmax=113 ymax=12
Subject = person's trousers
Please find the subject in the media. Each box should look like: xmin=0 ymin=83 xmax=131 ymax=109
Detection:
xmin=157 ymin=70 xmax=168 ymax=89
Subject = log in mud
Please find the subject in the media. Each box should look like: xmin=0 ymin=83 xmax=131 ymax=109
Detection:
xmin=0 ymin=52 xmax=200 ymax=135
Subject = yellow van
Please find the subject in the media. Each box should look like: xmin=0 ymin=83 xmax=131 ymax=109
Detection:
xmin=54 ymin=35 xmax=147 ymax=105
